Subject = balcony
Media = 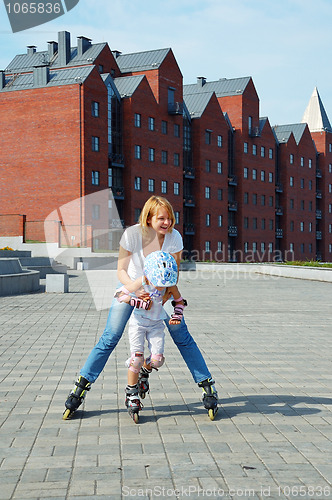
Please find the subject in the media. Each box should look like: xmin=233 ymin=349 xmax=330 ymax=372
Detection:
xmin=184 ymin=223 xmax=195 ymax=235
xmin=276 ymin=228 xmax=283 ymax=238
xmin=228 ymin=200 xmax=238 ymax=211
xmin=228 ymin=174 xmax=238 ymax=186
xmin=183 ymin=195 xmax=195 ymax=207
xmin=111 ymin=186 xmax=125 ymax=199
xmin=316 ymin=231 xmax=322 ymax=240
xmin=275 ymin=206 xmax=283 ymax=216
xmin=108 ymin=152 xmax=124 ymax=166
xmin=183 ymin=166 xmax=195 ymax=178
xmin=249 ymin=126 xmax=261 ymax=137
xmin=316 ymin=190 xmax=322 ymax=199
xmin=168 ymin=102 xmax=183 ymax=115
xmin=109 ymin=219 xmax=124 ymax=229
xmin=316 ymin=209 xmax=322 ymax=219
xmin=275 ymin=182 xmax=283 ymax=193
xmin=228 ymin=225 xmax=238 ymax=237
xmin=316 ymin=168 xmax=322 ymax=178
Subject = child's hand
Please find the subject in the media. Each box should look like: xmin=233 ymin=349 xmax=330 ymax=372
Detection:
xmin=162 ymin=288 xmax=173 ymax=305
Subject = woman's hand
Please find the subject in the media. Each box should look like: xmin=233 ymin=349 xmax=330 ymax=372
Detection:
xmin=135 ymin=286 xmax=151 ymax=300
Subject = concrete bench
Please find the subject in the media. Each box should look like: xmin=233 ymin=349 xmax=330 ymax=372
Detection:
xmin=0 ymin=258 xmax=40 ymax=296
xmin=46 ymin=273 xmax=69 ymax=293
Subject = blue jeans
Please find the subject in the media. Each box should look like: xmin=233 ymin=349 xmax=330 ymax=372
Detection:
xmin=80 ymin=297 xmax=211 ymax=384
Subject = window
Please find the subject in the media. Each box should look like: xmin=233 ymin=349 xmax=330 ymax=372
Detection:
xmin=269 ymin=148 xmax=273 ymax=159
xmin=244 ymin=217 xmax=249 ymax=229
xmin=329 ymin=184 xmax=332 ymax=193
xmin=168 ymin=87 xmax=175 ymax=105
xmin=175 ymin=211 xmax=180 ymax=224
xmin=244 ymin=242 xmax=249 ymax=253
xmin=330 ymin=144 xmax=332 ymax=153
xmin=301 ymin=243 xmax=305 ymax=253
xmin=244 ymin=142 xmax=248 ymax=153
xmin=252 ymin=169 xmax=257 ymax=180
xmin=108 ymin=168 xmax=112 ymax=188
xmin=252 ymin=194 xmax=257 ymax=205
xmin=290 ymin=199 xmax=294 ymax=209
xmin=148 ymin=148 xmax=155 ymax=162
xmin=301 ymin=157 xmax=304 ymax=167
xmin=301 ymin=178 xmax=304 ymax=189
xmin=329 ymin=204 xmax=332 ymax=214
xmin=309 ymin=201 xmax=313 ymax=211
xmin=309 ymin=180 xmax=312 ymax=190
xmin=248 ymin=116 xmax=252 ymax=133
xmin=92 ymin=101 xmax=99 ymax=117
xmin=300 ymin=200 xmax=305 ymax=210
xmin=269 ymin=172 xmax=273 ymax=183
xmin=329 ymin=164 xmax=332 ymax=173
xmin=98 ymin=64 xmax=104 ymax=73
xmin=217 ymin=162 xmax=223 ymax=174
xmin=205 ymin=130 xmax=211 ymax=145
xmin=290 ymin=221 xmax=294 ymax=232
xmin=261 ymin=146 xmax=265 ymax=157
xmin=134 ymin=177 xmax=141 ymax=190
xmin=252 ymin=144 xmax=257 ymax=156
xmin=268 ymin=243 xmax=273 ymax=253
xmin=174 ymin=182 xmax=180 ymax=195
xmin=244 ymin=192 xmax=249 ymax=204
xmin=217 ymin=135 xmax=223 ymax=148
xmin=218 ymin=215 xmax=223 ymax=227
xmin=174 ymin=124 xmax=180 ymax=138
xmin=161 ymin=180 xmax=167 ymax=194
xmin=290 ymin=243 xmax=294 ymax=252
xmin=161 ymin=150 xmax=168 ymax=164
xmin=148 ymin=117 xmax=155 ymax=131
xmin=261 ymin=218 xmax=266 ymax=230
xmin=205 ymin=187 xmax=211 ymax=199
xmin=309 ymin=222 xmax=312 ymax=233
xmin=92 ymin=171 xmax=99 ymax=185
xmin=217 ymin=189 xmax=223 ymax=200
xmin=92 ymin=136 xmax=99 ymax=152
xmin=269 ymin=196 xmax=274 ymax=207
xmin=290 ymin=154 xmax=294 ymax=164
xmin=261 ymin=170 xmax=265 ymax=181
xmin=253 ymin=218 xmax=257 ymax=229
xmin=206 ymin=214 xmax=211 ymax=227
xmin=261 ymin=242 xmax=265 ymax=253
xmin=134 ymin=145 xmax=141 ymax=159
xmin=290 ymin=176 xmax=294 ymax=187
xmin=205 ymin=241 xmax=211 ymax=252
xmin=309 ymin=244 xmax=312 ymax=253
xmin=330 ymin=244 xmax=332 ymax=253
xmin=134 ymin=113 xmax=141 ymax=128
xmin=252 ymin=242 xmax=257 ymax=252
xmin=244 ymin=167 xmax=248 ymax=179
xmin=148 ymin=179 xmax=155 ymax=192
xmin=174 ymin=153 xmax=180 ymax=166
xmin=217 ymin=241 xmax=223 ymax=252
xmin=134 ymin=208 xmax=141 ymax=223
xmin=300 ymin=222 xmax=304 ymax=232
xmin=261 ymin=195 xmax=265 ymax=206
xmin=205 ymin=159 xmax=211 ymax=172
xmin=161 ymin=120 xmax=168 ymax=134
xmin=269 ymin=219 xmax=274 ymax=230
xmin=92 ymin=204 xmax=100 ymax=220
xmin=309 ymin=158 xmax=312 ymax=168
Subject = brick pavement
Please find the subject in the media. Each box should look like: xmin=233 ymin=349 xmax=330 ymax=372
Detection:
xmin=0 ymin=268 xmax=332 ymax=499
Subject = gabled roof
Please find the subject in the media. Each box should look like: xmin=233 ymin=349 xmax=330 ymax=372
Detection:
xmin=113 ymin=75 xmax=145 ymax=97
xmin=5 ymin=43 xmax=107 ymax=73
xmin=101 ymin=74 xmax=121 ymax=100
xmin=273 ymin=123 xmax=307 ymax=145
xmin=116 ymin=48 xmax=170 ymax=73
xmin=183 ymin=91 xmax=215 ymax=118
xmin=301 ymin=87 xmax=332 ymax=133
xmin=183 ymin=77 xmax=251 ymax=97
xmin=0 ymin=66 xmax=94 ymax=92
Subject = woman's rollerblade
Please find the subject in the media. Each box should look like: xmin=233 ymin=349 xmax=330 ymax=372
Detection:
xmin=63 ymin=376 xmax=91 ymax=420
xmin=125 ymin=384 xmax=143 ymax=423
xmin=138 ymin=366 xmax=152 ymax=399
xmin=198 ymin=378 xmax=218 ymax=420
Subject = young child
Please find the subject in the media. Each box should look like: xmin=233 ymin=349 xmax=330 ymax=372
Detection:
xmin=114 ymin=251 xmax=187 ymax=422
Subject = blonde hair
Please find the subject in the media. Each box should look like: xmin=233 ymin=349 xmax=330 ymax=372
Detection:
xmin=139 ymin=196 xmax=175 ymax=233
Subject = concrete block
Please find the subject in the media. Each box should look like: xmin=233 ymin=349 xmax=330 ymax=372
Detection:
xmin=46 ymin=274 xmax=69 ymax=293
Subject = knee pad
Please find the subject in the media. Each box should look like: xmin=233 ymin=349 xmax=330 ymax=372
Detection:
xmin=149 ymin=354 xmax=165 ymax=369
xmin=128 ymin=352 xmax=144 ymax=373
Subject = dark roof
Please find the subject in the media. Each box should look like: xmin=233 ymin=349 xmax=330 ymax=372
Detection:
xmin=183 ymin=91 xmax=215 ymax=118
xmin=5 ymin=43 xmax=107 ymax=73
xmin=184 ymin=77 xmax=251 ymax=97
xmin=116 ymin=48 xmax=170 ymax=73
xmin=0 ymin=66 xmax=94 ymax=92
xmin=113 ymin=75 xmax=145 ymax=97
xmin=273 ymin=123 xmax=307 ymax=145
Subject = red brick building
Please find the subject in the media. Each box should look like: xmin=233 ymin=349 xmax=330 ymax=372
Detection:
xmin=0 ymin=30 xmax=332 ymax=261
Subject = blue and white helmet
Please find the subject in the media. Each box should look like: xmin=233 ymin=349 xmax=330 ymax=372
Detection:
xmin=144 ymin=251 xmax=178 ymax=287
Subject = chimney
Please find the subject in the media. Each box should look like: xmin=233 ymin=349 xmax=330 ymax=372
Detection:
xmin=58 ymin=31 xmax=71 ymax=66
xmin=48 ymin=41 xmax=58 ymax=59
xmin=112 ymin=50 xmax=122 ymax=59
xmin=0 ymin=71 xmax=6 ymax=90
xmin=77 ymin=36 xmax=92 ymax=57
xmin=33 ymin=65 xmax=50 ymax=87
xmin=27 ymin=45 xmax=36 ymax=55
xmin=197 ymin=76 xmax=206 ymax=87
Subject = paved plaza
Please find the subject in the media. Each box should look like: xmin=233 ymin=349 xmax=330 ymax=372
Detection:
xmin=0 ymin=267 xmax=332 ymax=499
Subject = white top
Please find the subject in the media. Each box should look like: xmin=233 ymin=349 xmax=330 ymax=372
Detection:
xmin=119 ymin=224 xmax=183 ymax=281
xmin=134 ymin=283 xmax=167 ymax=321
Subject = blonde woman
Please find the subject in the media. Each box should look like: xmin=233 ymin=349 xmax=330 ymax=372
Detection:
xmin=63 ymin=196 xmax=218 ymax=420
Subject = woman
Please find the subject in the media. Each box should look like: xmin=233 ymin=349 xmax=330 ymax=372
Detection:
xmin=63 ymin=195 xmax=218 ymax=420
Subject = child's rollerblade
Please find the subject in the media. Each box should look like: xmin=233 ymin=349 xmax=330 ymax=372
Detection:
xmin=138 ymin=366 xmax=152 ymax=399
xmin=125 ymin=384 xmax=143 ymax=424
xmin=63 ymin=376 xmax=91 ymax=420
xmin=198 ymin=378 xmax=218 ymax=420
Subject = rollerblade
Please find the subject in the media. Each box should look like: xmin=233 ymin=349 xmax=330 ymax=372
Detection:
xmin=125 ymin=384 xmax=143 ymax=424
xmin=63 ymin=376 xmax=91 ymax=420
xmin=138 ymin=366 xmax=152 ymax=399
xmin=198 ymin=378 xmax=218 ymax=420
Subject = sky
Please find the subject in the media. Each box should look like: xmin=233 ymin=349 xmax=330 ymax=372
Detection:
xmin=0 ymin=0 xmax=331 ymax=127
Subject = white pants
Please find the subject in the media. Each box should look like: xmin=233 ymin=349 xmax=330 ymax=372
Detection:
xmin=128 ymin=314 xmax=165 ymax=356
